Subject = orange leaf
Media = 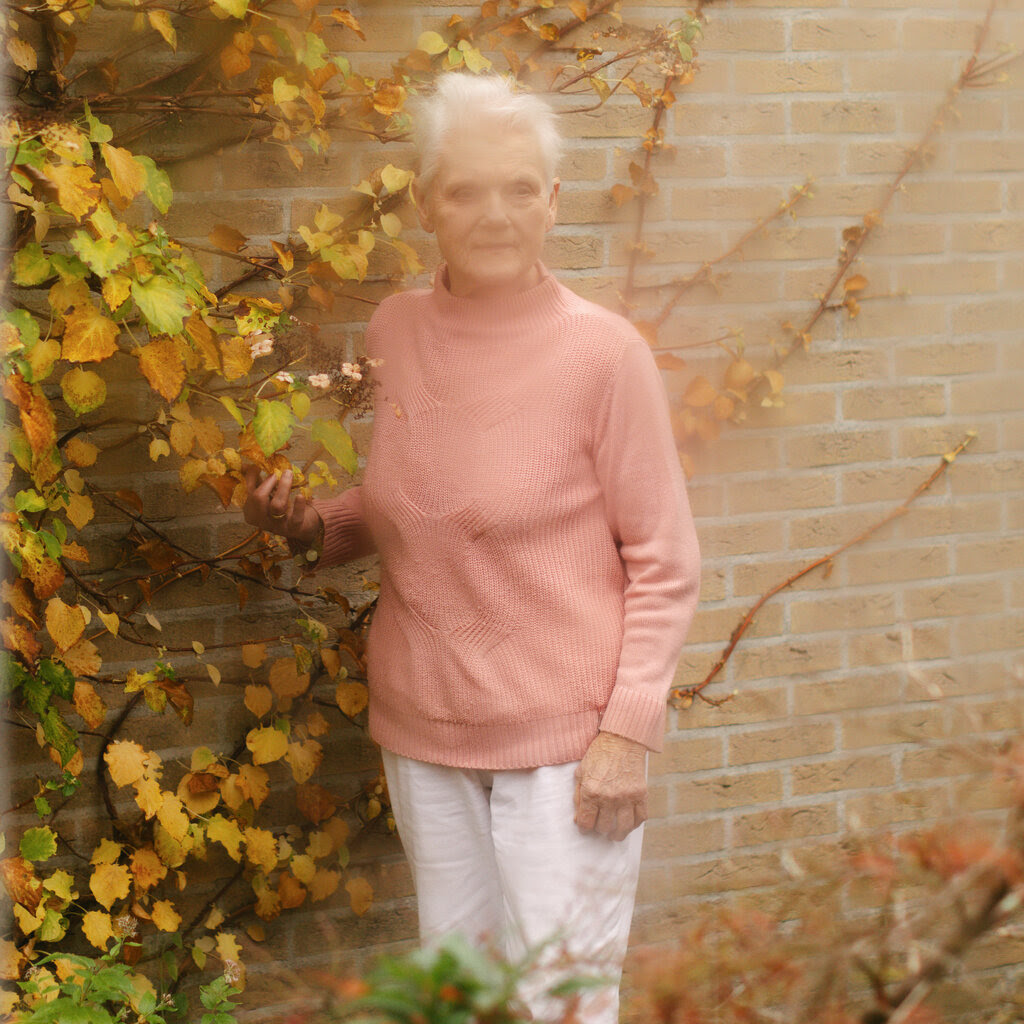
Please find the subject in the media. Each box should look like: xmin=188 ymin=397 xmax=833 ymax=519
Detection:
xmin=712 ymin=394 xmax=735 ymax=421
xmin=330 ymin=8 xmax=365 ymax=38
xmin=237 ymin=764 xmax=270 ymax=808
xmin=61 ymin=303 xmax=120 ymax=362
xmin=137 ymin=337 xmax=186 ymax=403
xmin=73 ymin=681 xmax=106 ymax=729
xmin=296 ymin=783 xmax=336 ymax=824
xmin=89 ymin=862 xmax=131 ymax=910
xmin=285 ymin=739 xmax=322 ymax=785
xmin=105 ymin=741 xmax=148 ymax=787
xmin=220 ymin=41 xmax=251 ymax=77
xmin=611 ymin=184 xmax=637 ymax=208
xmin=568 ymin=0 xmax=588 ymax=20
xmin=345 ymin=876 xmax=373 ymax=916
xmin=655 ymin=353 xmax=686 ymax=371
xmin=58 ymin=637 xmax=101 ymax=676
xmin=843 ymin=273 xmax=867 ymax=293
xmin=682 ymin=374 xmax=717 ymax=409
xmin=335 ymin=680 xmax=368 ymax=717
xmin=244 ymin=684 xmax=273 ymax=718
xmin=42 ymin=163 xmax=100 ymax=220
xmin=243 ymin=827 xmax=278 ymax=873
xmin=268 ymin=657 xmax=310 ymax=699
xmin=130 ymin=848 xmax=167 ymax=891
xmin=242 ymin=643 xmax=267 ymax=668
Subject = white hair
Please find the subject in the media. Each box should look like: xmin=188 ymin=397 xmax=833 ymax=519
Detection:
xmin=412 ymin=74 xmax=562 ymax=190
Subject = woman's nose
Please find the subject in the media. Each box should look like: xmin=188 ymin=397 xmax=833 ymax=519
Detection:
xmin=479 ymin=191 xmax=511 ymax=224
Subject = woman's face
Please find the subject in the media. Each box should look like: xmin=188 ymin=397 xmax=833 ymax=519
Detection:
xmin=414 ymin=124 xmax=559 ymax=300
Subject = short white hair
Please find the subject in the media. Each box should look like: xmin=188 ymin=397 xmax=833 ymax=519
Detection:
xmin=412 ymin=74 xmax=562 ymax=190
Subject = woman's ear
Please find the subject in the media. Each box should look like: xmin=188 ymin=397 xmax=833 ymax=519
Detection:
xmin=412 ymin=180 xmax=435 ymax=233
xmin=545 ymin=178 xmax=560 ymax=232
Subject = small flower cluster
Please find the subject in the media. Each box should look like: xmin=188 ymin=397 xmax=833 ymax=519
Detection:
xmin=249 ymin=333 xmax=274 ymax=358
xmin=302 ymin=356 xmax=382 ymax=416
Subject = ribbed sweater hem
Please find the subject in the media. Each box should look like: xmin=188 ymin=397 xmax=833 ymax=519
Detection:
xmin=370 ymin=702 xmax=601 ymax=770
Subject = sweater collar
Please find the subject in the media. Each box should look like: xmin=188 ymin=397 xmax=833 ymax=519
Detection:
xmin=427 ymin=262 xmax=573 ymax=339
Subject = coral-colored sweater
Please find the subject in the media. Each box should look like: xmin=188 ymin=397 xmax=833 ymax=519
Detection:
xmin=314 ymin=265 xmax=700 ymax=770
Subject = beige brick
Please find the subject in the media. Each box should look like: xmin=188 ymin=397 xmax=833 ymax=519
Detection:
xmin=673 ymin=684 xmax=789 ymax=731
xmin=675 ymin=99 xmax=786 ymax=137
xmin=904 ymin=580 xmax=1007 ymax=621
xmin=951 ymin=295 xmax=1024 ymax=335
xmin=733 ymin=57 xmax=842 ymax=94
xmin=952 ymin=220 xmax=1024 ymax=254
xmin=955 ymin=615 xmax=1024 ymax=658
xmin=791 ymin=754 xmax=896 ymax=796
xmin=847 ymin=544 xmax=950 ymax=585
xmin=845 ymin=785 xmax=949 ymax=830
xmin=790 ymin=591 xmax=898 ymax=634
xmin=728 ymin=721 xmax=834 ymax=766
xmin=558 ymin=188 xmax=665 ymax=225
xmin=898 ymin=423 xmax=996 ymax=460
xmin=899 ymin=179 xmax=1004 ymax=216
xmin=784 ymin=348 xmax=889 ymax=386
xmin=955 ymin=139 xmax=1024 ymax=174
xmin=651 ymin=735 xmax=726 ymax=775
xmin=894 ymin=340 xmax=998 ymax=377
xmin=698 ymin=518 xmax=785 ymax=559
xmin=842 ymin=383 xmax=946 ymax=422
xmin=792 ymin=15 xmax=898 ymax=51
xmin=699 ymin=12 xmax=787 ymax=52
xmin=671 ymin=851 xmax=786 ymax=897
xmin=733 ymin=803 xmax=839 ymax=847
xmin=791 ymin=99 xmax=899 ymax=134
xmin=893 ymin=497 xmax=1002 ymax=541
xmin=542 ymin=233 xmax=604 ymax=270
xmin=685 ymin=603 xmax=784 ymax=646
xmin=731 ymin=637 xmax=844 ymax=682
xmin=616 ymin=226 xmax=727 ymax=265
xmin=909 ymin=660 xmax=1013 ymax=700
xmin=740 ymin=223 xmax=838 ymax=261
xmin=693 ymin=435 xmax=783 ymax=475
xmin=643 ymin=817 xmax=728 ymax=860
xmin=785 ymin=427 xmax=891 ymax=469
xmin=950 ymin=378 xmax=1023 ymax=416
xmin=560 ymin=147 xmax=609 ymax=181
xmin=732 ymin=140 xmax=841 ymax=178
xmin=901 ymin=745 xmax=987 ymax=782
xmin=848 ymin=55 xmax=962 ymax=94
xmin=613 ymin=144 xmax=728 ymax=182
xmin=901 ymin=16 xmax=990 ymax=50
xmin=788 ymin=508 xmax=876 ymax=551
xmin=845 ymin=140 xmax=916 ymax=176
xmin=563 ymin=104 xmax=657 ymax=139
xmin=952 ymin=773 xmax=1018 ymax=814
xmin=750 ymin=390 xmax=838 ymax=429
xmin=848 ymin=624 xmax=952 ymax=666
xmin=842 ymin=464 xmax=935 ymax=504
xmin=891 ymin=259 xmax=1000 ymax=298
xmin=842 ymin=706 xmax=949 ymax=750
xmin=867 ymin=222 xmax=948 ymax=257
xmin=732 ymin=556 xmax=838 ymax=598
xmin=729 ymin=473 xmax=837 ymax=515
xmin=699 ymin=568 xmax=728 ymax=603
xmin=671 ymin=184 xmax=795 ymax=222
xmin=677 ymin=770 xmax=785 ymax=814
xmin=948 ymin=456 xmax=1024 ymax=496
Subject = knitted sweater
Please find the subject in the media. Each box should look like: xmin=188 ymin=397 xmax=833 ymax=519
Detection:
xmin=313 ymin=265 xmax=700 ymax=770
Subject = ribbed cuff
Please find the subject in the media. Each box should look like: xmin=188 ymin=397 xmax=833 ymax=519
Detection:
xmin=598 ymin=686 xmax=668 ymax=752
xmin=312 ymin=488 xmax=373 ymax=567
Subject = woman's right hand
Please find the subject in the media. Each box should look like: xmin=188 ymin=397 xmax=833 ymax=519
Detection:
xmin=242 ymin=466 xmax=322 ymax=548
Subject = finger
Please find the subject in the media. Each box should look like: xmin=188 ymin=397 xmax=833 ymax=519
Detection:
xmin=243 ymin=464 xmax=262 ymax=494
xmin=575 ymin=793 xmax=598 ymax=833
xmin=267 ymin=470 xmax=293 ymax=520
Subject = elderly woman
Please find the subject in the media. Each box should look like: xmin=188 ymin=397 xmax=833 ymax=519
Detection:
xmin=244 ymin=74 xmax=700 ymax=1022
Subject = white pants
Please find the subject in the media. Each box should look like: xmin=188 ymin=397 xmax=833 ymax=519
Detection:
xmin=381 ymin=749 xmax=645 ymax=1024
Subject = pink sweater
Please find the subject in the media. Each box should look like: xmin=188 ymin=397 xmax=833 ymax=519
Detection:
xmin=314 ymin=265 xmax=700 ymax=769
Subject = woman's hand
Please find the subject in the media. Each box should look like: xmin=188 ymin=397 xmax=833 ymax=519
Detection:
xmin=574 ymin=731 xmax=648 ymax=842
xmin=243 ymin=466 xmax=322 ymax=547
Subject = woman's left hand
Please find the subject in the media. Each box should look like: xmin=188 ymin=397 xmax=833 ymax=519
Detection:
xmin=574 ymin=732 xmax=648 ymax=841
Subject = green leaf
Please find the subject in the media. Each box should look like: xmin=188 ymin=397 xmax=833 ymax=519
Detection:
xmin=34 ymin=796 xmax=52 ymax=817
xmin=40 ymin=708 xmax=79 ymax=767
xmin=83 ymin=101 xmax=114 ymax=144
xmin=15 ymin=489 xmax=46 ymax=512
xmin=136 ymin=156 xmax=173 ymax=214
xmin=20 ymin=826 xmax=58 ymax=862
xmin=39 ymin=658 xmax=75 ymax=700
xmin=5 ymin=308 xmax=40 ymax=348
xmin=131 ymin=275 xmax=189 ymax=335
xmin=252 ymin=399 xmax=295 ymax=456
xmin=13 ymin=242 xmax=51 ymax=286
xmin=70 ymin=230 xmax=132 ymax=277
xmin=311 ymin=418 xmax=357 ymax=475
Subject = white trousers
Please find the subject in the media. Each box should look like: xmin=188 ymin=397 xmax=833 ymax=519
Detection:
xmin=381 ymin=749 xmax=645 ymax=1024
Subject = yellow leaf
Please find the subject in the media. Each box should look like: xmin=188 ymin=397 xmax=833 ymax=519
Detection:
xmin=149 ymin=438 xmax=171 ymax=461
xmin=763 ymin=369 xmax=784 ymax=394
xmin=65 ymin=437 xmax=99 ymax=467
xmin=206 ymin=815 xmax=244 ymax=861
xmin=73 ymin=681 xmax=106 ymax=729
xmin=268 ymin=657 xmax=310 ymax=699
xmin=148 ymin=9 xmax=177 ymax=49
xmin=345 ymin=876 xmax=373 ymax=916
xmin=90 ymin=839 xmax=123 ymax=866
xmin=62 ymin=303 xmax=120 ymax=362
xmin=105 ymin=741 xmax=148 ymax=787
xmin=26 ymin=337 xmax=61 ymax=383
xmin=242 ymin=642 xmax=267 ymax=668
xmin=8 ymin=37 xmax=38 ymax=72
xmin=285 ymin=739 xmax=322 ymax=784
xmin=290 ymin=853 xmax=316 ymax=885
xmin=101 ymin=274 xmax=132 ymax=313
xmin=272 ymin=76 xmax=300 ymax=104
xmin=244 ymin=684 xmax=273 ymax=718
xmin=246 ymin=725 xmax=289 ymax=765
xmin=219 ymin=335 xmax=253 ymax=382
xmin=64 ymin=493 xmax=94 ymax=530
xmin=243 ymin=827 xmax=278 ymax=873
xmin=89 ymin=862 xmax=131 ymax=910
xmin=458 ymin=41 xmax=492 ymax=73
xmin=844 ymin=273 xmax=868 ymax=293
xmin=138 ymin=337 xmax=186 ymax=403
xmin=45 ymin=597 xmax=86 ymax=652
xmin=60 ymin=366 xmax=107 ymax=415
xmin=237 ymin=764 xmax=269 ymax=808
xmin=216 ymin=930 xmax=242 ymax=965
xmin=134 ymin=776 xmax=163 ymax=819
xmin=568 ymin=0 xmax=588 ymax=20
xmin=169 ymin=419 xmax=194 ymax=456
xmin=682 ymin=374 xmax=718 ymax=409
xmin=335 ymin=680 xmax=368 ymax=717
xmin=101 ymin=144 xmax=146 ymax=203
xmin=82 ymin=910 xmax=115 ymax=950
xmin=151 ymin=899 xmax=182 ymax=932
xmin=98 ymin=610 xmax=119 ymax=636
xmin=380 ymin=212 xmax=402 ymax=238
xmin=42 ymin=163 xmax=100 ymax=221
xmin=155 ymin=792 xmax=189 ymax=842
xmin=417 ymin=30 xmax=447 ymax=54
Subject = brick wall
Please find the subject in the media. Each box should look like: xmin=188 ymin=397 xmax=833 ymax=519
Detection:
xmin=5 ymin=0 xmax=1022 ymax=1019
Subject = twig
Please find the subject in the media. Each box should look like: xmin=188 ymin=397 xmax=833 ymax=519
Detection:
xmin=673 ymin=433 xmax=976 ymax=705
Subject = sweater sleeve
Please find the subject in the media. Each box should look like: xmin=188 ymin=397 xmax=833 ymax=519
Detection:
xmin=592 ymin=338 xmax=701 ymax=751
xmin=311 ymin=486 xmax=377 ymax=568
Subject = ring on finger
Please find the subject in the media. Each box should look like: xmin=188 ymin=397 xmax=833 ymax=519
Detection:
xmin=270 ymin=511 xmax=287 ymax=521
